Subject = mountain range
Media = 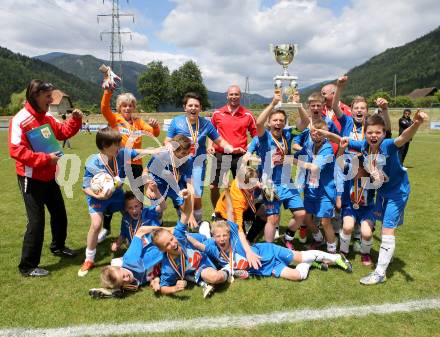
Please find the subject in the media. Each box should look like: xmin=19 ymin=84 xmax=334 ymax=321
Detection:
xmin=0 ymin=47 xmax=101 ymax=108
xmin=1 ymin=25 xmax=438 ymax=111
xmin=35 ymin=52 xmax=272 ymax=109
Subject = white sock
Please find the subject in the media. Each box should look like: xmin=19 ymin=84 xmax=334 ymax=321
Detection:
xmin=194 ymin=209 xmax=203 ymax=223
xmin=361 ymin=238 xmax=373 ymax=254
xmin=301 ymin=250 xmax=338 ymax=264
xmin=221 ymin=270 xmax=229 ymax=282
xmin=339 ymin=230 xmax=351 ymax=254
xmin=375 ymin=235 xmax=395 ymax=276
xmin=85 ymin=248 xmax=96 ymax=262
xmin=327 ymin=241 xmax=337 ymax=254
xmin=295 ymin=263 xmax=310 ymax=280
xmin=312 ymin=231 xmax=324 ymax=242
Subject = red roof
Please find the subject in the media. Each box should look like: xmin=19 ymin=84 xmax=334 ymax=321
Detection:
xmin=51 ymin=89 xmax=73 ymax=107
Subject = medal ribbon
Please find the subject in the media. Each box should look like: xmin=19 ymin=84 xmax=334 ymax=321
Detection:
xmin=99 ymin=154 xmax=118 ymax=177
xmin=186 ymin=117 xmax=199 ymax=149
xmin=352 ymin=124 xmax=364 ymax=140
xmin=241 ymin=189 xmax=256 ymax=213
xmin=128 ymin=217 xmax=142 ymax=241
xmin=167 ymin=251 xmax=186 ymax=280
xmin=353 ymin=177 xmax=367 ymax=206
xmin=168 ymin=148 xmax=180 ymax=184
xmin=219 ymin=247 xmax=234 ymax=273
xmin=271 ymin=133 xmax=288 ymax=156
xmin=368 ymin=147 xmax=379 ymax=171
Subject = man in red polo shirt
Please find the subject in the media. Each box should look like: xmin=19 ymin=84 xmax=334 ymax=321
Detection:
xmin=321 ymin=83 xmax=351 ymax=132
xmin=208 ymin=85 xmax=257 ymax=210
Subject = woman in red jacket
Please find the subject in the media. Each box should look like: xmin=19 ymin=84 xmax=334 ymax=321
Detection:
xmin=8 ymin=80 xmax=83 ymax=277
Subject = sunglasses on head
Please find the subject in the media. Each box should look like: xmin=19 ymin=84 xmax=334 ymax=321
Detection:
xmin=38 ymin=82 xmax=55 ymax=92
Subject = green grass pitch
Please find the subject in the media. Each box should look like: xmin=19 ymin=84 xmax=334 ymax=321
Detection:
xmin=0 ymin=129 xmax=439 ymax=336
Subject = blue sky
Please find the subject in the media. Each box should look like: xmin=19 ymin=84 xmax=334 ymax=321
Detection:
xmin=0 ymin=0 xmax=439 ymax=95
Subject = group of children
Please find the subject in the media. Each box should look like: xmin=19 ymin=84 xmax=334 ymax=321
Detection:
xmin=79 ymin=71 xmax=427 ymax=299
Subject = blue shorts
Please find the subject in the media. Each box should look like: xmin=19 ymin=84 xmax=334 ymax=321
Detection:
xmin=250 ymin=243 xmax=294 ymax=278
xmin=264 ymin=184 xmax=304 ymax=216
xmin=374 ymin=193 xmax=409 ymax=229
xmin=87 ymin=188 xmax=124 ymax=214
xmin=341 ymin=204 xmax=375 ymax=224
xmin=156 ymin=180 xmax=184 ymax=209
xmin=192 ymin=161 xmax=206 ymax=197
xmin=304 ymin=195 xmax=335 ymax=218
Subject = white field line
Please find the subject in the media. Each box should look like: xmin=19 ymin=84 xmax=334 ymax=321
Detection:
xmin=1 ymin=298 xmax=439 ymax=337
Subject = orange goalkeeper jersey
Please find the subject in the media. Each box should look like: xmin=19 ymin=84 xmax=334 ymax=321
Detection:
xmin=101 ymin=90 xmax=160 ymax=165
xmin=215 ymin=179 xmax=250 ymax=232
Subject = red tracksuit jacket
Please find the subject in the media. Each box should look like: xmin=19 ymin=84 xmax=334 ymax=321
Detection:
xmin=8 ymin=102 xmax=82 ymax=181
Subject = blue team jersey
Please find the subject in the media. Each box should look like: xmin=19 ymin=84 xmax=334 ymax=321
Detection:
xmin=295 ymin=139 xmax=336 ymax=200
xmin=338 ymin=114 xmax=364 ymax=140
xmin=120 ymin=206 xmax=161 ymax=245
xmin=159 ymin=221 xmax=213 ymax=287
xmin=122 ymin=235 xmax=163 ymax=286
xmin=167 ymin=115 xmax=220 ymax=157
xmin=348 ymin=138 xmax=410 ymax=198
xmin=257 ymin=129 xmax=295 ymax=184
xmin=83 ymin=148 xmax=138 ymax=189
xmin=202 ymin=221 xmax=294 ymax=277
xmin=247 ymin=136 xmax=259 ymax=154
xmin=203 ymin=220 xmax=250 ymax=271
xmin=147 ymin=149 xmax=193 ymax=190
xmin=323 ymin=115 xmax=340 ymax=135
xmin=339 ymin=161 xmax=375 ymax=207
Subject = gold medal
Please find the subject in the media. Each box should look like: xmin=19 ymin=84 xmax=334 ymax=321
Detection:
xmin=353 ymin=203 xmax=360 ymax=210
xmin=186 ymin=117 xmax=199 ymax=156
xmin=270 ymin=133 xmax=288 ymax=165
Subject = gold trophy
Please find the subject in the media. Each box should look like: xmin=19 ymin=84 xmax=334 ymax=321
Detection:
xmin=270 ymin=44 xmax=301 ymax=111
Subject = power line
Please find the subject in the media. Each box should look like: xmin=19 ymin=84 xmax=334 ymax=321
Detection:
xmin=244 ymin=76 xmax=251 ymax=107
xmin=97 ymin=0 xmax=134 ymax=92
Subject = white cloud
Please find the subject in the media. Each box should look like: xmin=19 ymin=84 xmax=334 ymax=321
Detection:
xmin=159 ymin=0 xmax=440 ymax=96
xmin=0 ymin=0 xmax=439 ymax=97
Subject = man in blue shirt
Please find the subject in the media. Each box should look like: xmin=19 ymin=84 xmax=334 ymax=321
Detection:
xmin=164 ymin=92 xmax=243 ymax=225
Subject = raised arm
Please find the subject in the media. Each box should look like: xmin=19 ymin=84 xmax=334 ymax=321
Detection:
xmin=313 ymin=127 xmax=342 ymax=144
xmin=134 ymin=226 xmax=172 ymax=238
xmin=296 ymin=104 xmax=311 ymax=131
xmin=376 ymin=98 xmax=391 ymax=131
xmin=256 ymin=93 xmax=281 ymax=136
xmin=394 ymin=109 xmax=428 ymax=147
xmin=185 ymin=234 xmax=206 ymax=251
xmin=332 ymin=76 xmax=348 ymax=119
xmin=179 ymin=189 xmax=193 ymax=225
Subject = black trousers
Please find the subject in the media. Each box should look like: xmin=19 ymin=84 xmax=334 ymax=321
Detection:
xmin=103 ymin=163 xmax=144 ymax=231
xmin=214 ymin=202 xmax=265 ymax=242
xmin=17 ymin=175 xmax=68 ymax=273
xmin=210 ymin=153 xmax=243 ymax=187
xmin=399 ymin=142 xmax=410 ymax=164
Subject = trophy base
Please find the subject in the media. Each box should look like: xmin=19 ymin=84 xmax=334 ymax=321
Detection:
xmin=274 ymin=102 xmax=302 ymax=112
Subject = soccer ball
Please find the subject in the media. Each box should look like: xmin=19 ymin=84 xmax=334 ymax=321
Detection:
xmin=90 ymin=172 xmax=116 ymax=195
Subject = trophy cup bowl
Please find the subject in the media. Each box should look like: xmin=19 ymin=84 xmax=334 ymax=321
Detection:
xmin=271 ymin=44 xmax=297 ymax=74
xmin=270 ymin=44 xmax=301 ymax=112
